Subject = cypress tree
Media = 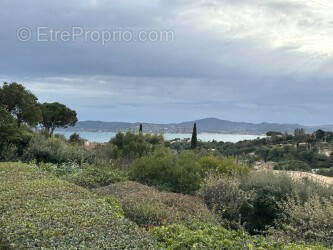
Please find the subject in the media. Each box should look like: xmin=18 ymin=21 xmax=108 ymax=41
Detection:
xmin=191 ymin=122 xmax=197 ymax=149
xmin=139 ymin=123 xmax=143 ymax=133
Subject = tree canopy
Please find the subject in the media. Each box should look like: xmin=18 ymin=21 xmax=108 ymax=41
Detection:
xmin=40 ymin=102 xmax=78 ymax=136
xmin=0 ymin=107 xmax=21 ymax=147
xmin=0 ymin=82 xmax=41 ymax=126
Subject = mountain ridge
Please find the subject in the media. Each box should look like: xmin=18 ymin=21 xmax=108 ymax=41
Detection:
xmin=60 ymin=118 xmax=333 ymax=135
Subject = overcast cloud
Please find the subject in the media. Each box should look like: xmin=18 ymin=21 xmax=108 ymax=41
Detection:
xmin=1 ymin=0 xmax=333 ymax=125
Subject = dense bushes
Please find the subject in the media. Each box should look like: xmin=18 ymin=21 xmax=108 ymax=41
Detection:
xmin=274 ymin=160 xmax=311 ymax=172
xmin=130 ymin=148 xmax=202 ymax=194
xmin=68 ymin=164 xmax=128 ymax=188
xmin=151 ymin=223 xmax=327 ymax=250
xmin=200 ymin=170 xmax=333 ymax=237
xmin=130 ymin=148 xmax=249 ymax=194
xmin=199 ymin=175 xmax=251 ymax=229
xmin=270 ymin=195 xmax=333 ymax=246
xmin=22 ymin=133 xmax=89 ymax=164
xmin=0 ymin=109 xmax=33 ymax=161
xmin=111 ymin=131 xmax=164 ymax=159
xmin=238 ymin=171 xmax=296 ymax=233
xmin=0 ymin=163 xmax=154 ymax=249
xmin=199 ymin=155 xmax=250 ymax=176
xmin=30 ymin=161 xmax=128 ymax=189
xmin=97 ymin=181 xmax=218 ymax=227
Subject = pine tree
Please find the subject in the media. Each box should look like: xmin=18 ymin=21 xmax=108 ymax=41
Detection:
xmin=139 ymin=123 xmax=143 ymax=133
xmin=191 ymin=123 xmax=197 ymax=149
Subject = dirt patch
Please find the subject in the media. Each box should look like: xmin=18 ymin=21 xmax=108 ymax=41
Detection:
xmin=273 ymin=170 xmax=333 ymax=185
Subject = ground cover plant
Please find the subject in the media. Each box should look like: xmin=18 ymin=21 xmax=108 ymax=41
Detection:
xmin=0 ymin=162 xmax=154 ymax=249
xmin=96 ymin=181 xmax=218 ymax=227
xmin=151 ymin=223 xmax=328 ymax=250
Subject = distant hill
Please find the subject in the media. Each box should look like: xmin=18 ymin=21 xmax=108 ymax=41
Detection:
xmin=60 ymin=118 xmax=333 ymax=135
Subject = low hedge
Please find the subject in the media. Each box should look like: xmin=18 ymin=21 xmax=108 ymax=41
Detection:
xmin=151 ymin=223 xmax=328 ymax=250
xmin=68 ymin=164 xmax=128 ymax=189
xmin=97 ymin=181 xmax=218 ymax=227
xmin=0 ymin=162 xmax=154 ymax=249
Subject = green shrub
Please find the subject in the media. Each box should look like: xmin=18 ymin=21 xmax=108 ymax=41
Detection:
xmin=199 ymin=155 xmax=250 ymax=176
xmin=110 ymin=131 xmax=164 ymax=159
xmin=151 ymin=223 xmax=327 ymax=250
xmin=32 ymin=161 xmax=82 ymax=177
xmin=68 ymin=164 xmax=128 ymax=188
xmin=274 ymin=160 xmax=311 ymax=172
xmin=269 ymin=195 xmax=333 ymax=246
xmin=200 ymin=170 xmax=333 ymax=235
xmin=30 ymin=161 xmax=128 ymax=188
xmin=130 ymin=148 xmax=202 ymax=194
xmin=199 ymin=175 xmax=252 ymax=229
xmin=239 ymin=171 xmax=296 ymax=233
xmin=68 ymin=132 xmax=85 ymax=145
xmin=317 ymin=168 xmax=333 ymax=177
xmin=22 ymin=133 xmax=88 ymax=164
xmin=0 ymin=162 xmax=154 ymax=249
xmin=97 ymin=181 xmax=218 ymax=227
xmin=0 ymin=109 xmax=33 ymax=161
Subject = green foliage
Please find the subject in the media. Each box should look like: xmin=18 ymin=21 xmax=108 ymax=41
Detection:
xmin=274 ymin=160 xmax=311 ymax=171
xmin=239 ymin=171 xmax=295 ymax=233
xmin=151 ymin=223 xmax=327 ymax=250
xmin=40 ymin=102 xmax=77 ymax=136
xmin=0 ymin=162 xmax=154 ymax=249
xmin=266 ymin=131 xmax=283 ymax=136
xmin=0 ymin=108 xmax=20 ymax=145
xmin=130 ymin=149 xmax=250 ymax=194
xmin=199 ymin=175 xmax=252 ymax=229
xmin=68 ymin=132 xmax=85 ymax=145
xmin=191 ymin=122 xmax=197 ymax=149
xmin=0 ymin=109 xmax=33 ymax=161
xmin=97 ymin=181 xmax=218 ymax=227
xmin=0 ymin=82 xmax=41 ymax=126
xmin=200 ymin=170 xmax=333 ymax=235
xmin=28 ymin=161 xmax=128 ymax=189
xmin=317 ymin=168 xmax=333 ymax=177
xmin=170 ymin=129 xmax=333 ymax=170
xmin=31 ymin=161 xmax=81 ymax=177
xmin=270 ymin=195 xmax=333 ymax=246
xmin=22 ymin=133 xmax=88 ymax=164
xmin=110 ymin=131 xmax=164 ymax=159
xmin=315 ymin=129 xmax=326 ymax=141
xmin=68 ymin=164 xmax=128 ymax=188
xmin=130 ymin=148 xmax=202 ymax=194
xmin=199 ymin=155 xmax=250 ymax=177
xmin=294 ymin=128 xmax=305 ymax=137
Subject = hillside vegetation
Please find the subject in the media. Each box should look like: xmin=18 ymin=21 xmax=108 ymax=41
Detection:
xmin=0 ymin=162 xmax=154 ymax=249
xmin=1 ymin=83 xmax=332 ymax=249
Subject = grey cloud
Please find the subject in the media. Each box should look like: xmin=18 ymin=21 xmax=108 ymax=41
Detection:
xmin=0 ymin=0 xmax=333 ymax=124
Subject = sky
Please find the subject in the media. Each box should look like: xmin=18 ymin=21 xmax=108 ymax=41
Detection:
xmin=1 ymin=0 xmax=333 ymax=125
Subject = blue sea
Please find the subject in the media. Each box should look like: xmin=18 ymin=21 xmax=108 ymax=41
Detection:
xmin=57 ymin=131 xmax=265 ymax=143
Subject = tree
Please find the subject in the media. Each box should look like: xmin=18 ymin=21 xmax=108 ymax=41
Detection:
xmin=191 ymin=123 xmax=197 ymax=149
xmin=40 ymin=102 xmax=78 ymax=136
xmin=266 ymin=131 xmax=283 ymax=137
xmin=0 ymin=107 xmax=20 ymax=147
xmin=294 ymin=128 xmax=305 ymax=137
xmin=315 ymin=129 xmax=326 ymax=141
xmin=0 ymin=82 xmax=41 ymax=126
xmin=139 ymin=123 xmax=143 ymax=133
xmin=69 ymin=133 xmax=84 ymax=145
